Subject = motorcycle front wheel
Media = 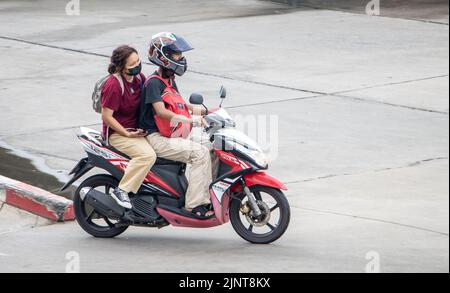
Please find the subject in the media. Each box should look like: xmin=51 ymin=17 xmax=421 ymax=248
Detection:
xmin=229 ymin=185 xmax=290 ymax=244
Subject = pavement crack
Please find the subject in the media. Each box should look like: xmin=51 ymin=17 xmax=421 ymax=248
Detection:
xmin=399 ymin=156 xmax=448 ymax=168
xmin=1 ymin=35 xmax=448 ymax=116
xmin=284 ymin=172 xmax=354 ymax=184
xmin=332 ymin=94 xmax=449 ymax=114
xmin=293 ymin=205 xmax=449 ymax=236
xmin=284 ymin=157 xmax=448 ymax=185
xmin=331 ymin=74 xmax=449 ymax=96
xmin=227 ymin=95 xmax=323 ymax=109
xmin=188 ymin=70 xmax=326 ymax=95
xmin=0 ymin=35 xmax=111 ymax=58
xmin=0 ymin=35 xmax=327 ymax=96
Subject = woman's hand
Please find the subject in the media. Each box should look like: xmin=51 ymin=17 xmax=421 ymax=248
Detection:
xmin=126 ymin=128 xmax=147 ymax=138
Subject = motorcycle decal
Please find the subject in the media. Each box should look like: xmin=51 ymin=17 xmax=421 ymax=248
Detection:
xmin=212 ymin=176 xmax=239 ymax=203
xmin=108 ymin=159 xmax=128 ymax=170
xmin=223 ymin=178 xmax=237 ymax=184
xmin=215 ymin=150 xmax=250 ymax=170
xmin=144 ymin=171 xmax=180 ymax=197
xmin=142 ymin=183 xmax=172 ymax=197
xmin=79 ymin=137 xmax=126 ymax=160
xmin=212 ymin=181 xmax=230 ymax=202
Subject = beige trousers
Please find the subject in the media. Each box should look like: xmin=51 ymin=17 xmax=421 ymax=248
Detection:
xmin=109 ymin=133 xmax=157 ymax=194
xmin=188 ymin=127 xmax=219 ymax=180
xmin=146 ymin=132 xmax=212 ymax=209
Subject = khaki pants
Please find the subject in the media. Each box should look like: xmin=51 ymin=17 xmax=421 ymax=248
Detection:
xmin=109 ymin=133 xmax=157 ymax=194
xmin=188 ymin=127 xmax=219 ymax=180
xmin=147 ymin=132 xmax=212 ymax=209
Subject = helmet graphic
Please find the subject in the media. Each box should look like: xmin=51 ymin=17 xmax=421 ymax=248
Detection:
xmin=148 ymin=32 xmax=193 ymax=76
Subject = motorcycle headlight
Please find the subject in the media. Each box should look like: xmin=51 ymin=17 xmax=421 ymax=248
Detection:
xmin=235 ymin=143 xmax=268 ymax=169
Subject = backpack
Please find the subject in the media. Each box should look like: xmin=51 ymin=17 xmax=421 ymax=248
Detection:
xmin=91 ymin=73 xmax=143 ymax=113
xmin=145 ymin=75 xmax=192 ymax=138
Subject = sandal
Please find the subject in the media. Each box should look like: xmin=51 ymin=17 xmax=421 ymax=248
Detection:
xmin=184 ymin=204 xmax=215 ymax=219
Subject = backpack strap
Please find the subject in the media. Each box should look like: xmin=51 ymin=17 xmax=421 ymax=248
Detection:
xmin=104 ymin=74 xmax=124 ymax=147
xmin=114 ymin=73 xmax=146 ymax=94
xmin=137 ymin=73 xmax=144 ymax=83
xmin=112 ymin=73 xmax=125 ymax=96
xmin=137 ymin=73 xmax=146 ymax=91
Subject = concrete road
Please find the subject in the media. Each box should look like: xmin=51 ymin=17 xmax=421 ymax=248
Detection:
xmin=0 ymin=0 xmax=448 ymax=272
xmin=280 ymin=0 xmax=449 ymax=24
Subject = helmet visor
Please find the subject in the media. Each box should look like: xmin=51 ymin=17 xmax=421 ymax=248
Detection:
xmin=166 ymin=36 xmax=193 ymax=53
xmin=152 ymin=32 xmax=193 ymax=53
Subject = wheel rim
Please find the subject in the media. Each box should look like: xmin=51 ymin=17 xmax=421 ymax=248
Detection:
xmin=237 ymin=190 xmax=283 ymax=237
xmin=78 ymin=183 xmax=120 ymax=231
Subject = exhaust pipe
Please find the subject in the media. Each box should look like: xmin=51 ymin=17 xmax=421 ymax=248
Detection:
xmin=80 ymin=187 xmax=125 ymax=219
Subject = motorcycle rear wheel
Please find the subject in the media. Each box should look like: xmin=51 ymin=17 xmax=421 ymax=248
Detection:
xmin=74 ymin=174 xmax=129 ymax=238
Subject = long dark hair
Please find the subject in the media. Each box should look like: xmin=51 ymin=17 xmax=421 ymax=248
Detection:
xmin=108 ymin=45 xmax=138 ymax=74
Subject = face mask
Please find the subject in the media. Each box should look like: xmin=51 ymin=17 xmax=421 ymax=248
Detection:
xmin=127 ymin=62 xmax=142 ymax=76
xmin=173 ymin=57 xmax=188 ymax=76
xmin=161 ymin=68 xmax=175 ymax=79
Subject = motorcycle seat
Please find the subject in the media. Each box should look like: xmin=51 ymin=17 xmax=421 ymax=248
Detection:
xmin=100 ymin=139 xmax=186 ymax=167
xmin=154 ymin=157 xmax=186 ymax=166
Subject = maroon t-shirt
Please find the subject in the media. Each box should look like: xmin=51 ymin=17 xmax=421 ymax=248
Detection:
xmin=101 ymin=73 xmax=144 ymax=138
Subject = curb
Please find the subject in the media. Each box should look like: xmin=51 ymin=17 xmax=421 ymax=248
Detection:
xmin=0 ymin=175 xmax=74 ymax=222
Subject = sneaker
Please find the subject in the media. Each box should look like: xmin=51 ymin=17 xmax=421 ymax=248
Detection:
xmin=111 ymin=187 xmax=132 ymax=209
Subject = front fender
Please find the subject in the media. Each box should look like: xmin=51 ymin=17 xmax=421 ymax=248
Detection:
xmin=243 ymin=172 xmax=287 ymax=190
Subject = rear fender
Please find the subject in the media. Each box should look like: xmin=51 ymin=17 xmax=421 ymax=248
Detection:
xmin=60 ymin=158 xmax=94 ymax=191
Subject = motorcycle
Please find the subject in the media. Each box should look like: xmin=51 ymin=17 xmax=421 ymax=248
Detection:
xmin=61 ymin=87 xmax=290 ymax=244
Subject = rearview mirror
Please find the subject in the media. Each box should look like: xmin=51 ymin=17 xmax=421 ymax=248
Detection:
xmin=189 ymin=93 xmax=204 ymax=105
xmin=219 ymin=86 xmax=226 ymax=99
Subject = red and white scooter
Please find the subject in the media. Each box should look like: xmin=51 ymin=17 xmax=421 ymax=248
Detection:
xmin=61 ymin=87 xmax=290 ymax=244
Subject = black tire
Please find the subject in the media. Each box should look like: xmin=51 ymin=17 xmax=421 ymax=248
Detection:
xmin=74 ymin=174 xmax=129 ymax=238
xmin=230 ymin=185 xmax=290 ymax=244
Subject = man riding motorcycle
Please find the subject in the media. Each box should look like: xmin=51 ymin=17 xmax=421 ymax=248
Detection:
xmin=139 ymin=32 xmax=214 ymax=218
